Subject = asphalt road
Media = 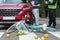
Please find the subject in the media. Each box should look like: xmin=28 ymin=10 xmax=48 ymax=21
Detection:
xmin=0 ymin=18 xmax=60 ymax=40
xmin=0 ymin=29 xmax=60 ymax=40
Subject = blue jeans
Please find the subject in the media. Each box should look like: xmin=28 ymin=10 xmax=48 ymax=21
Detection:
xmin=32 ymin=8 xmax=40 ymax=25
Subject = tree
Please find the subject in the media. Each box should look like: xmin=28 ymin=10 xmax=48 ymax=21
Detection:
xmin=57 ymin=0 xmax=60 ymax=5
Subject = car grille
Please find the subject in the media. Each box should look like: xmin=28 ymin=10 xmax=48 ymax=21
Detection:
xmin=0 ymin=9 xmax=22 ymax=16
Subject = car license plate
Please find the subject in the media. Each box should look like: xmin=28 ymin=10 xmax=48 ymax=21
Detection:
xmin=3 ymin=16 xmax=15 ymax=20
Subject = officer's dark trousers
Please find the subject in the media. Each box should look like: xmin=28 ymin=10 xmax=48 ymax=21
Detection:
xmin=48 ymin=9 xmax=56 ymax=27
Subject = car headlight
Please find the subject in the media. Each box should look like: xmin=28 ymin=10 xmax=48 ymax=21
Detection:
xmin=23 ymin=7 xmax=30 ymax=10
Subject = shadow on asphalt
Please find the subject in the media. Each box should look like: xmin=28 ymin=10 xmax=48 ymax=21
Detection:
xmin=0 ymin=24 xmax=13 ymax=30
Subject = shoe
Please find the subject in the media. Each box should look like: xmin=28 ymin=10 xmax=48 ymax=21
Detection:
xmin=47 ymin=25 xmax=52 ymax=27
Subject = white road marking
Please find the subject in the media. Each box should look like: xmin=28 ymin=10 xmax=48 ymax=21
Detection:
xmin=0 ymin=32 xmax=4 ymax=38
xmin=19 ymin=32 xmax=40 ymax=40
xmin=48 ymin=31 xmax=60 ymax=38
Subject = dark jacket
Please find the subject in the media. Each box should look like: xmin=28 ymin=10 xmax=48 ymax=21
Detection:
xmin=48 ymin=0 xmax=56 ymax=5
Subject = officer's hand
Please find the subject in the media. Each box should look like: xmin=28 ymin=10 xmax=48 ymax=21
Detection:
xmin=45 ymin=1 xmax=48 ymax=4
xmin=38 ymin=4 xmax=40 ymax=6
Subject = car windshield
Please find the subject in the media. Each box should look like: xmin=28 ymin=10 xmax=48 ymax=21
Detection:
xmin=0 ymin=0 xmax=28 ymax=4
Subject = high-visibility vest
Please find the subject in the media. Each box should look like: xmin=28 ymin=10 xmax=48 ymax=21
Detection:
xmin=48 ymin=0 xmax=57 ymax=9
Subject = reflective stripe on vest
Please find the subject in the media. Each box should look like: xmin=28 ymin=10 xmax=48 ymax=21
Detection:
xmin=48 ymin=5 xmax=57 ymax=9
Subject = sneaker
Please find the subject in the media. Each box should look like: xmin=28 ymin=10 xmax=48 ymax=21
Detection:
xmin=47 ymin=26 xmax=52 ymax=27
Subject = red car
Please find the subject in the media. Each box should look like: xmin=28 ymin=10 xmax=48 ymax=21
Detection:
xmin=0 ymin=0 xmax=34 ymax=25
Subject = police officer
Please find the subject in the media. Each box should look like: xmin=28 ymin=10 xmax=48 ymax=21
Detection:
xmin=45 ymin=0 xmax=57 ymax=28
xmin=31 ymin=0 xmax=40 ymax=25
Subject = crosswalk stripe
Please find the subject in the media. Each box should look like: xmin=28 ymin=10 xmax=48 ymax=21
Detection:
xmin=48 ymin=31 xmax=60 ymax=38
xmin=0 ymin=32 xmax=4 ymax=38
xmin=19 ymin=33 xmax=40 ymax=40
